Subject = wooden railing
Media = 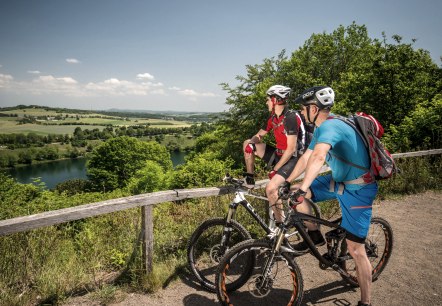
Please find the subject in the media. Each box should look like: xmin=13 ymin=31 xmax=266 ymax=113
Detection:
xmin=0 ymin=149 xmax=441 ymax=271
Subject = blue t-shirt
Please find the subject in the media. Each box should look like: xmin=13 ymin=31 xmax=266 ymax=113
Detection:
xmin=308 ymin=115 xmax=370 ymax=190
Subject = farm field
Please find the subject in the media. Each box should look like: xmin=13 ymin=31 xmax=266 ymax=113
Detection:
xmin=0 ymin=121 xmax=104 ymax=135
xmin=0 ymin=107 xmax=192 ymax=135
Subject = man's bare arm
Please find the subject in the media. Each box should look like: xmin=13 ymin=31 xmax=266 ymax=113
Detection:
xmin=250 ymin=129 xmax=267 ymax=143
xmin=299 ymin=143 xmax=331 ymax=191
xmin=286 ymin=148 xmax=313 ymax=182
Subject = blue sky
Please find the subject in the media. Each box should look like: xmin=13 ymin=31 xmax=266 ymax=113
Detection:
xmin=0 ymin=0 xmax=441 ymax=113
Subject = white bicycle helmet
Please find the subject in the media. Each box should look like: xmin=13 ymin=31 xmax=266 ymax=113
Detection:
xmin=295 ymin=86 xmax=334 ymax=109
xmin=266 ymin=85 xmax=291 ymax=100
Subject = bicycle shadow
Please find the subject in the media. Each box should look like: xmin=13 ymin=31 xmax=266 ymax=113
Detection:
xmin=180 ymin=274 xmax=355 ymax=306
xmin=177 ymin=268 xmax=215 ymax=291
xmin=302 ymin=280 xmax=355 ymax=305
xmin=182 ymin=294 xmax=218 ymax=306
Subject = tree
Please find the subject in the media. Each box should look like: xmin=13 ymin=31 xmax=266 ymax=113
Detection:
xmin=73 ymin=127 xmax=84 ymax=140
xmin=218 ymin=22 xmax=441 ymax=167
xmin=87 ymin=136 xmax=172 ymax=191
xmin=18 ymin=150 xmax=34 ymax=164
xmin=126 ymin=160 xmax=168 ymax=194
xmin=170 ymin=152 xmax=233 ymax=189
xmin=384 ymin=94 xmax=442 ymax=152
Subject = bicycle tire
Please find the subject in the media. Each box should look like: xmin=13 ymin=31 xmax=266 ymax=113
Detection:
xmin=187 ymin=218 xmax=252 ymax=292
xmin=339 ymin=217 xmax=393 ymax=287
xmin=215 ymin=239 xmax=304 ymax=306
xmin=305 ymin=198 xmax=322 ymax=220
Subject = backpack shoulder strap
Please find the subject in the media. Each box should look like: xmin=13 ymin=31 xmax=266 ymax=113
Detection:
xmin=327 ymin=115 xmax=368 ymax=148
xmin=326 ymin=115 xmax=370 ymax=172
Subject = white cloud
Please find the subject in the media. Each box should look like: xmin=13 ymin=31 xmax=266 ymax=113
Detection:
xmin=22 ymin=75 xmax=83 ymax=96
xmin=0 ymin=72 xmax=217 ymax=104
xmin=142 ymin=81 xmax=163 ymax=87
xmin=178 ymin=89 xmax=216 ymax=98
xmin=85 ymin=78 xmax=165 ymax=96
xmin=136 ymin=72 xmax=155 ymax=80
xmin=27 ymin=70 xmax=41 ymax=74
xmin=66 ymin=58 xmax=81 ymax=64
xmin=0 ymin=64 xmax=3 ymax=68
xmin=0 ymin=73 xmax=14 ymax=88
xmin=36 ymin=75 xmax=78 ymax=84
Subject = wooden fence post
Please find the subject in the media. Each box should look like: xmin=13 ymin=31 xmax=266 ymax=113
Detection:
xmin=141 ymin=205 xmax=153 ymax=273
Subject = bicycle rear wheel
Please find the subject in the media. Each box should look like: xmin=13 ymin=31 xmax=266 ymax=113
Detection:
xmin=339 ymin=217 xmax=393 ymax=286
xmin=187 ymin=218 xmax=252 ymax=292
xmin=215 ymin=239 xmax=304 ymax=306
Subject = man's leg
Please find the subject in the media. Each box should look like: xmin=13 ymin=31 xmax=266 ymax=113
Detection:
xmin=290 ymin=183 xmax=319 ymax=231
xmin=266 ymin=174 xmax=286 ymax=223
xmin=243 ymin=139 xmax=266 ymax=175
xmin=290 ymin=176 xmax=338 ymax=251
xmin=346 ymin=239 xmax=372 ymax=304
xmin=337 ymin=182 xmax=377 ymax=305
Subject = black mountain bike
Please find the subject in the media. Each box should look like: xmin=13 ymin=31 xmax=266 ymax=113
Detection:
xmin=187 ymin=174 xmax=321 ymax=292
xmin=215 ymin=191 xmax=393 ymax=306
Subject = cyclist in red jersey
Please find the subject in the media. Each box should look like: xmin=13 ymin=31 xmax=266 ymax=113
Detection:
xmin=243 ymin=85 xmax=311 ymax=224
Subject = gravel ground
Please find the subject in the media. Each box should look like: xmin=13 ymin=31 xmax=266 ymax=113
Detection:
xmin=64 ymin=191 xmax=442 ymax=306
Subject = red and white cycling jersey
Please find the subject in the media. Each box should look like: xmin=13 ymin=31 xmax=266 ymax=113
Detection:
xmin=263 ymin=107 xmax=312 ymax=156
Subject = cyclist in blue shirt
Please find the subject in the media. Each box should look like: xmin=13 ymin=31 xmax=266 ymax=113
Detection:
xmin=281 ymin=86 xmax=377 ymax=306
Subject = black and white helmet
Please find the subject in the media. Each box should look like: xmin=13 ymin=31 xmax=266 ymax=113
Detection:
xmin=266 ymin=85 xmax=291 ymax=100
xmin=295 ymin=86 xmax=334 ymax=109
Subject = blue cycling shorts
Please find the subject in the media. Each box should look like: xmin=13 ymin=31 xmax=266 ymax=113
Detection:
xmin=310 ymin=174 xmax=378 ymax=240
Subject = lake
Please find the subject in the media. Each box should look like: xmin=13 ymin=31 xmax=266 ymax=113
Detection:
xmin=4 ymin=151 xmax=187 ymax=189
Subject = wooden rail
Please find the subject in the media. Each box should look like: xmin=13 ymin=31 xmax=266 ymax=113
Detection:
xmin=0 ymin=149 xmax=441 ymax=271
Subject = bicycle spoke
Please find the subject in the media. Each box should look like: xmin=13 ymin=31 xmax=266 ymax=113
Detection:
xmin=339 ymin=217 xmax=393 ymax=286
xmin=188 ymin=218 xmax=251 ymax=292
xmin=217 ymin=242 xmax=303 ymax=306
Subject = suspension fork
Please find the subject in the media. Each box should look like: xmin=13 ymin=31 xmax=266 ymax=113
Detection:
xmin=257 ymin=227 xmax=286 ymax=287
xmin=219 ymin=200 xmax=241 ymax=252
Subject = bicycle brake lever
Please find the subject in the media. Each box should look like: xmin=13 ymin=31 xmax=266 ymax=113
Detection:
xmin=222 ymin=173 xmax=231 ymax=182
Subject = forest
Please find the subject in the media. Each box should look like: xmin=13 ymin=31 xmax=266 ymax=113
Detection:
xmin=0 ymin=23 xmax=441 ymax=306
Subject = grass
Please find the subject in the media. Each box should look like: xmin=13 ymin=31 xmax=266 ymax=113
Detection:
xmin=1 ymin=108 xmax=113 ymax=118
xmin=0 ymin=108 xmax=192 ymax=136
xmin=0 ymin=120 xmax=105 ymax=135
xmin=0 ymin=155 xmax=439 ymax=306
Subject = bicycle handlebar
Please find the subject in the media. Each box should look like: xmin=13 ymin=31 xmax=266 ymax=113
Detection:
xmin=223 ymin=173 xmax=283 ymax=203
xmin=223 ymin=173 xmax=269 ymax=201
xmin=223 ymin=173 xmax=245 ymax=187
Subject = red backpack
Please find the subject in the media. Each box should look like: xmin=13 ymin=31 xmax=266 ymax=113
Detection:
xmin=328 ymin=112 xmax=397 ymax=180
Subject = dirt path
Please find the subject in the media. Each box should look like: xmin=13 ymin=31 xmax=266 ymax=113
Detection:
xmin=65 ymin=191 xmax=442 ymax=306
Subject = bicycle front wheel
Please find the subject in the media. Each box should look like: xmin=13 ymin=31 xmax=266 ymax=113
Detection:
xmin=215 ymin=239 xmax=304 ymax=306
xmin=187 ymin=218 xmax=252 ymax=292
xmin=339 ymin=217 xmax=393 ymax=287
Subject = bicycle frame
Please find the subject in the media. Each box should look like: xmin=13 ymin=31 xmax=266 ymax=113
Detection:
xmin=275 ymin=210 xmax=356 ymax=280
xmin=222 ymin=189 xmax=273 ymax=248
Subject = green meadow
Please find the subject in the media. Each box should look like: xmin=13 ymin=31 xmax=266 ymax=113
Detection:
xmin=0 ymin=107 xmax=192 ymax=135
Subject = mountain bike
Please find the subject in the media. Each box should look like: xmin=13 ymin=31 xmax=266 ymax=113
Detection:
xmin=215 ymin=191 xmax=393 ymax=306
xmin=187 ymin=173 xmax=321 ymax=292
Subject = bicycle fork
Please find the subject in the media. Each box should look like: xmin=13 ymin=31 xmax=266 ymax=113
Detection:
xmin=256 ymin=227 xmax=286 ymax=289
xmin=219 ymin=201 xmax=241 ymax=254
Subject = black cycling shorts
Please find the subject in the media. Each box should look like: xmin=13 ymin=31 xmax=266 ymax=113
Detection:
xmin=262 ymin=145 xmax=298 ymax=180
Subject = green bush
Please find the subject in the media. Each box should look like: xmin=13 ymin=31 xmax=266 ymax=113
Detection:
xmin=87 ymin=136 xmax=172 ymax=191
xmin=170 ymin=151 xmax=234 ymax=189
xmin=126 ymin=160 xmax=169 ymax=194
